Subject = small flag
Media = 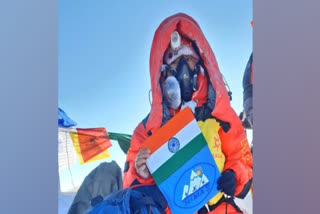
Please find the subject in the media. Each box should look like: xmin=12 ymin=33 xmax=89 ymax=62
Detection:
xmin=142 ymin=107 xmax=221 ymax=214
xmin=58 ymin=108 xmax=77 ymax=127
xmin=69 ymin=128 xmax=112 ymax=164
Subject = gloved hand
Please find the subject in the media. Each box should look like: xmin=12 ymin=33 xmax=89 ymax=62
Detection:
xmin=217 ymin=170 xmax=237 ymax=196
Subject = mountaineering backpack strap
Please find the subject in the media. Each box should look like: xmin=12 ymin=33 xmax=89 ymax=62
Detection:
xmin=208 ymin=196 xmax=243 ymax=213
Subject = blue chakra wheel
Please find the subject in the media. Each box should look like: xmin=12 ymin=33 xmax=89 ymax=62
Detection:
xmin=168 ymin=137 xmax=180 ymax=153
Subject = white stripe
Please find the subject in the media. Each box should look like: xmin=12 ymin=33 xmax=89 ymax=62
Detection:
xmin=58 ymin=128 xmax=77 ymax=170
xmin=146 ymin=119 xmax=201 ymax=174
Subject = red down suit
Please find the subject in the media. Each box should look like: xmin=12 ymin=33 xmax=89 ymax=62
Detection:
xmin=123 ymin=13 xmax=253 ymax=214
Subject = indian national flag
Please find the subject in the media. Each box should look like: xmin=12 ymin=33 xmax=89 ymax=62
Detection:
xmin=142 ymin=107 xmax=220 ymax=213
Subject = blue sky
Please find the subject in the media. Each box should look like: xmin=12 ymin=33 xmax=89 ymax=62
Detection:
xmin=58 ymin=0 xmax=252 ymax=191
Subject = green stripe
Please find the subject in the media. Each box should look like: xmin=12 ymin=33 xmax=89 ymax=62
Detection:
xmin=152 ymin=133 xmax=207 ymax=185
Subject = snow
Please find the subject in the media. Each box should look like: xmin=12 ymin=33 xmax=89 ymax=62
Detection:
xmin=58 ymin=191 xmax=76 ymax=214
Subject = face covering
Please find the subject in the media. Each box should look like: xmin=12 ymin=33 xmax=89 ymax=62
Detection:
xmin=176 ymin=57 xmax=193 ymax=102
xmin=163 ymin=76 xmax=181 ymax=109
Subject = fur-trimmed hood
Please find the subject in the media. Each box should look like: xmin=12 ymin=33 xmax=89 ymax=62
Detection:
xmin=146 ymin=13 xmax=237 ymax=133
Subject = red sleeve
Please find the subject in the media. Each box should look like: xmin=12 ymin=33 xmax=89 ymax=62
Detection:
xmin=219 ymin=111 xmax=253 ymax=198
xmin=123 ymin=122 xmax=155 ymax=188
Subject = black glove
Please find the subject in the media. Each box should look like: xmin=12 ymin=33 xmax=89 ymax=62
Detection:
xmin=217 ymin=170 xmax=237 ymax=196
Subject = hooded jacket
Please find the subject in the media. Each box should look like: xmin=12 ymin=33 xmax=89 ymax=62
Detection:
xmin=123 ymin=13 xmax=252 ymax=208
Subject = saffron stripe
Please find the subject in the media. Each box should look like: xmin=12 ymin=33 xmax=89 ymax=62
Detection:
xmin=146 ymin=119 xmax=201 ymax=174
xmin=141 ymin=107 xmax=194 ymax=154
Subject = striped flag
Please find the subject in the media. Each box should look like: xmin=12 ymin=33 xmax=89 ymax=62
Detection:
xmin=58 ymin=127 xmax=78 ymax=170
xmin=142 ymin=107 xmax=221 ymax=213
xmin=69 ymin=128 xmax=112 ymax=164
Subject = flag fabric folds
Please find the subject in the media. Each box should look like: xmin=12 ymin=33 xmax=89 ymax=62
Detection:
xmin=142 ymin=107 xmax=221 ymax=214
xmin=58 ymin=108 xmax=77 ymax=127
xmin=108 ymin=132 xmax=132 ymax=154
xmin=58 ymin=127 xmax=78 ymax=170
xmin=69 ymin=128 xmax=112 ymax=164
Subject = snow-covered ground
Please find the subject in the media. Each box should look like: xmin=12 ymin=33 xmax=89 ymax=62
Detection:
xmin=59 ymin=191 xmax=76 ymax=214
xmin=235 ymin=191 xmax=253 ymax=214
